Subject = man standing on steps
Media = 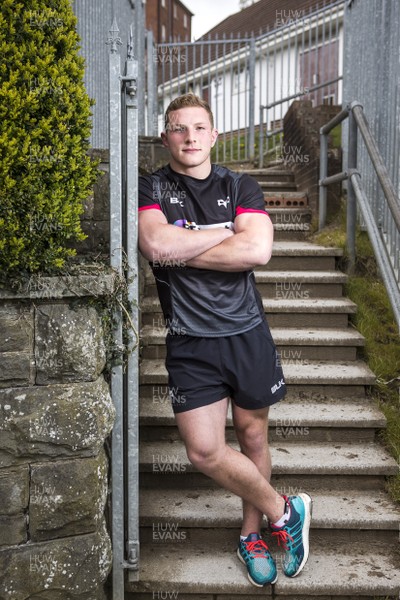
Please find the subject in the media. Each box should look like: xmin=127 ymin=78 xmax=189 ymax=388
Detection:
xmin=138 ymin=93 xmax=312 ymax=588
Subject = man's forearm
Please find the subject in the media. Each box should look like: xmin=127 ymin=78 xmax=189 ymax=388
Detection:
xmin=186 ymin=232 xmax=272 ymax=271
xmin=139 ymin=222 xmax=234 ymax=263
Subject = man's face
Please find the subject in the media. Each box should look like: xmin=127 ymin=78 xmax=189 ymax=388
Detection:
xmin=161 ymin=106 xmax=218 ymax=175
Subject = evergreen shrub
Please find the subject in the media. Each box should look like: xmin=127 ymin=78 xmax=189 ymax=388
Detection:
xmin=0 ymin=0 xmax=98 ymax=280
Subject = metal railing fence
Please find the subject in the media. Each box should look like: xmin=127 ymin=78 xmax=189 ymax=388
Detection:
xmin=146 ymin=0 xmax=344 ymax=165
xmin=342 ymin=0 xmax=400 ymax=246
xmin=319 ymin=101 xmax=400 ymax=330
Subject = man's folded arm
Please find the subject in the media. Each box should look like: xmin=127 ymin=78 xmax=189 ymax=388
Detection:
xmin=186 ymin=212 xmax=273 ymax=272
xmin=138 ymin=208 xmax=234 ymax=262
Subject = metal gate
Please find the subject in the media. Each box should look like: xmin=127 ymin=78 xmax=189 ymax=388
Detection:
xmin=107 ymin=17 xmax=140 ymax=599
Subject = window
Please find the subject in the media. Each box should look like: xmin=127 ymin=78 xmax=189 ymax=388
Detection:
xmin=183 ymin=13 xmax=187 ymax=28
xmin=173 ymin=3 xmax=177 ymax=18
xmin=161 ymin=24 xmax=166 ymax=41
xmin=233 ymin=65 xmax=249 ymax=92
xmin=161 ymin=0 xmax=165 ymax=7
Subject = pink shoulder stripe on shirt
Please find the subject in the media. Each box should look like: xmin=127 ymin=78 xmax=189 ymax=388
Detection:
xmin=236 ymin=207 xmax=271 ymax=218
xmin=139 ymin=204 xmax=162 ymax=212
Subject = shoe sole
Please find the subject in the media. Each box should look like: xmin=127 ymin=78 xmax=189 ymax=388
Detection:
xmin=288 ymin=492 xmax=313 ymax=578
xmin=236 ymin=548 xmax=278 ymax=586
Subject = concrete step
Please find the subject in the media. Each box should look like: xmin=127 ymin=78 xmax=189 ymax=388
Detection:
xmin=256 ymin=270 xmax=347 ymax=298
xmin=140 ymin=439 xmax=397 ymax=478
xmin=235 ymin=168 xmax=296 ymax=183
xmin=140 ymin=359 xmax=375 ymax=388
xmin=141 ymin=243 xmax=344 ymax=299
xmin=139 ymin=488 xmax=400 ymax=546
xmin=267 ymin=206 xmax=311 ymax=223
xmin=141 ymin=241 xmax=342 ymax=273
xmin=261 ymin=269 xmax=346 ymax=286
xmin=140 ymin=297 xmax=357 ymax=329
xmin=139 ymin=397 xmax=384 ymax=443
xmin=259 ymin=180 xmax=299 ymax=194
xmin=268 ymin=240 xmax=342 ymax=270
xmin=263 ymin=297 xmax=357 ymax=328
xmin=140 ymin=326 xmax=365 ymax=361
xmin=273 ymin=226 xmax=310 ymax=241
xmin=144 ymin=271 xmax=346 ymax=301
xmin=127 ymin=542 xmax=400 ymax=598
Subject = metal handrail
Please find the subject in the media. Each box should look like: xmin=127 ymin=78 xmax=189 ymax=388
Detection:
xmin=319 ymin=101 xmax=400 ymax=329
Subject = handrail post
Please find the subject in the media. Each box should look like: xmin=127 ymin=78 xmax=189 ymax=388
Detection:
xmin=125 ymin=25 xmax=140 ymax=579
xmin=107 ymin=17 xmax=125 ymax=600
xmin=259 ymin=105 xmax=264 ymax=169
xmin=248 ymin=37 xmax=256 ymax=162
xmin=134 ymin=0 xmax=146 ymax=135
xmin=347 ymin=105 xmax=359 ymax=273
xmin=146 ymin=29 xmax=156 ymax=136
xmin=319 ymin=130 xmax=328 ymax=229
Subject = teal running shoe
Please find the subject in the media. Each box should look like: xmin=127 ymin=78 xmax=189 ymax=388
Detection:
xmin=237 ymin=532 xmax=278 ymax=586
xmin=271 ymin=493 xmax=312 ymax=577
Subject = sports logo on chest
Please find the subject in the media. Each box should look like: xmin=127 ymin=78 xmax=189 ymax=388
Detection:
xmin=157 ymin=181 xmax=186 ymax=207
xmin=217 ymin=196 xmax=230 ymax=209
xmin=169 ymin=197 xmax=185 ymax=207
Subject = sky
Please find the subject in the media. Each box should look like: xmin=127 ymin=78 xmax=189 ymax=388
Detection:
xmin=181 ymin=0 xmax=242 ymax=40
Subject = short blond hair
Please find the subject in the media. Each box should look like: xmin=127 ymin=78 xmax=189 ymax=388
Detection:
xmin=164 ymin=93 xmax=214 ymax=130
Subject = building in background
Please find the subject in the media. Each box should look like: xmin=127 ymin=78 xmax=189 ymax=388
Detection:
xmin=146 ymin=0 xmax=193 ymax=43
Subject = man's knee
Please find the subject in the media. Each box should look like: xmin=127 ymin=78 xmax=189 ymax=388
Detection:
xmin=235 ymin=419 xmax=268 ymax=454
xmin=186 ymin=442 xmax=222 ymax=472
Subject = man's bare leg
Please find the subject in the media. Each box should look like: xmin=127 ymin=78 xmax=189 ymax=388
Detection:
xmin=232 ymin=404 xmax=272 ymax=536
xmin=175 ymin=398 xmax=285 ymax=523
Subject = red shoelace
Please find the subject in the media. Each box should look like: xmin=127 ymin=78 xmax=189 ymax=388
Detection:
xmin=244 ymin=538 xmax=271 ymax=555
xmin=272 ymin=529 xmax=294 ymax=550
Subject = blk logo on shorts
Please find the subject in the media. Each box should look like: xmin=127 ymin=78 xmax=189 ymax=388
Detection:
xmin=271 ymin=379 xmax=285 ymax=394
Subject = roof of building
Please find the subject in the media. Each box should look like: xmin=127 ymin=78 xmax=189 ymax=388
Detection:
xmin=176 ymin=0 xmax=194 ymax=17
xmin=200 ymin=0 xmax=341 ymax=39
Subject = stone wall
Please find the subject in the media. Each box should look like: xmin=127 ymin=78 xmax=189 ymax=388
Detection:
xmin=283 ymin=100 xmax=343 ymax=220
xmin=0 ymin=274 xmax=116 ymax=600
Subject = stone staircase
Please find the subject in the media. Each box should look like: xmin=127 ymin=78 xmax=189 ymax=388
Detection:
xmin=127 ymin=166 xmax=400 ymax=599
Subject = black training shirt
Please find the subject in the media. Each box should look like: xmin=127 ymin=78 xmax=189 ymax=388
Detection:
xmin=139 ymin=164 xmax=270 ymax=337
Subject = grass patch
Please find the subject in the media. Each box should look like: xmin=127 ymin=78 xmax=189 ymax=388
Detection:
xmin=329 ymin=123 xmax=342 ymax=149
xmin=312 ymin=204 xmax=400 ymax=503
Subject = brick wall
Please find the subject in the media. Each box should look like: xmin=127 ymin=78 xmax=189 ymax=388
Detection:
xmin=146 ymin=0 xmax=192 ymax=43
xmin=283 ymin=100 xmax=342 ymax=220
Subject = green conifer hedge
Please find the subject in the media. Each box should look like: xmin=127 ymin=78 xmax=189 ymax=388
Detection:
xmin=0 ymin=0 xmax=98 ymax=279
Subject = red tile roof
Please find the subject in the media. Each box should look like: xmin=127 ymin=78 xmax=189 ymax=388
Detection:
xmin=200 ymin=0 xmax=340 ymax=39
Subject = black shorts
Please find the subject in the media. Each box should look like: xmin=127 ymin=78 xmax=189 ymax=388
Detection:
xmin=165 ymin=320 xmax=286 ymax=413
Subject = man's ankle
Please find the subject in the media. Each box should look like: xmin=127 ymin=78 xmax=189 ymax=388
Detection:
xmin=269 ymin=494 xmax=286 ymax=525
